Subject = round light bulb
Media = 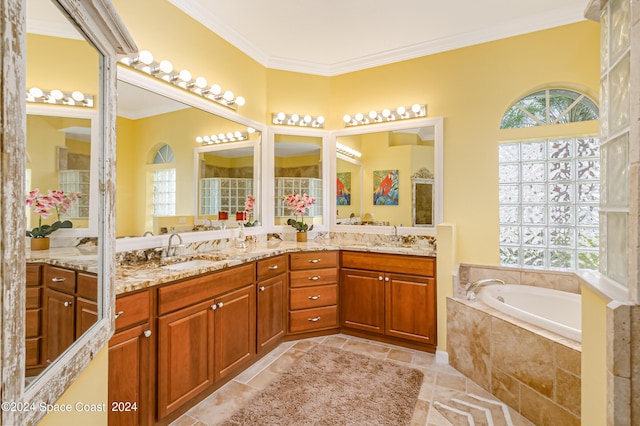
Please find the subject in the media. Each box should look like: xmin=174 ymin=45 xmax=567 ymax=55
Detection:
xmin=343 ymin=114 xmax=352 ymax=123
xmin=234 ymin=131 xmax=242 ymax=138
xmin=211 ymin=134 xmax=218 ymax=141
xmin=195 ymin=77 xmax=207 ymax=89
xmin=203 ymin=135 xmax=210 ymax=142
xmin=71 ymin=91 xmax=85 ymax=102
xmin=277 ymin=112 xmax=286 ymax=121
xmin=382 ymin=108 xmax=391 ymax=118
xmin=291 ymin=114 xmax=300 ymax=123
xmin=196 ymin=136 xmax=203 ymax=143
xmin=368 ymin=110 xmax=378 ymax=120
xmin=235 ymin=96 xmax=245 ymax=106
xmin=211 ymin=84 xmax=222 ymax=95
xmin=178 ymin=69 xmax=191 ymax=82
xmin=223 ymin=91 xmax=234 ymax=101
xmin=412 ymin=104 xmax=422 ymax=114
xmin=304 ymin=115 xmax=312 ymax=123
xmin=159 ymin=60 xmax=173 ymax=74
xmin=139 ymin=50 xmax=154 ymax=65
xmin=226 ymin=132 xmax=234 ymax=139
xmin=397 ymin=106 xmax=406 ymax=115
xmin=247 ymin=127 xmax=256 ymax=133
xmin=355 ymin=112 xmax=364 ymax=122
xmin=50 ymin=89 xmax=63 ymax=100
xmin=29 ymin=87 xmax=43 ymax=98
xmin=316 ymin=116 xmax=325 ymax=124
xmin=218 ymin=133 xmax=226 ymax=140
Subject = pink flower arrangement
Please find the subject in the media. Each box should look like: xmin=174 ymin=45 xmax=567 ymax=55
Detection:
xmin=26 ymin=189 xmax=81 ymax=238
xmin=243 ymin=194 xmax=257 ymax=227
xmin=283 ymin=193 xmax=316 ymax=232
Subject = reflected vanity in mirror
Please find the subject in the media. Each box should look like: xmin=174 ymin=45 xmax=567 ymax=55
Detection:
xmin=332 ymin=117 xmax=443 ymax=234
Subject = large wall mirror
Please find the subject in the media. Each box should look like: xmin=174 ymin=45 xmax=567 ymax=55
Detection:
xmin=115 ymin=67 xmax=264 ymax=251
xmin=331 ymin=117 xmax=443 ymax=234
xmin=2 ymin=0 xmax=136 ymax=424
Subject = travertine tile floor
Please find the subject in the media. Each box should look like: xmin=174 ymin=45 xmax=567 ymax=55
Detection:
xmin=171 ymin=334 xmax=534 ymax=426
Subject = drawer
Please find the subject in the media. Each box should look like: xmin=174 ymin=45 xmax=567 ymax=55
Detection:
xmin=77 ymin=273 xmax=97 ymax=301
xmin=158 ymin=263 xmax=254 ymax=315
xmin=25 ymin=338 xmax=41 ymax=367
xmin=26 ymin=309 xmax=41 ymax=337
xmin=26 ymin=264 xmax=41 ymax=286
xmin=26 ymin=287 xmax=41 ymax=309
xmin=290 ymin=251 xmax=338 ymax=270
xmin=115 ymin=290 xmax=150 ymax=331
xmin=289 ymin=306 xmax=338 ymax=333
xmin=257 ymin=255 xmax=287 ymax=281
xmin=44 ymin=265 xmax=76 ymax=293
xmin=290 ymin=284 xmax=337 ymax=310
xmin=290 ymin=268 xmax=337 ymax=288
xmin=341 ymin=251 xmax=435 ymax=277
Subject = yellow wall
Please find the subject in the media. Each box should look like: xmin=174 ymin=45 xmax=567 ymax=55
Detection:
xmin=580 ymin=285 xmax=608 ymax=426
xmin=39 ymin=346 xmax=108 ymax=426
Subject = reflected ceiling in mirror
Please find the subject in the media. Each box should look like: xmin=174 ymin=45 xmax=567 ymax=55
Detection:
xmin=334 ymin=118 xmax=442 ymax=231
xmin=116 ymin=80 xmax=261 ymax=237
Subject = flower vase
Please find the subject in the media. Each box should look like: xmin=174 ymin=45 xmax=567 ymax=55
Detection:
xmin=296 ymin=231 xmax=308 ymax=243
xmin=30 ymin=237 xmax=50 ymax=251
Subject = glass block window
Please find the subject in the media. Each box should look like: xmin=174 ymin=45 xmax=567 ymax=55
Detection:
xmin=153 ymin=168 xmax=176 ymax=216
xmin=499 ymin=137 xmax=600 ymax=270
xmin=274 ymin=177 xmax=323 ymax=218
xmin=500 ymin=89 xmax=599 ymax=129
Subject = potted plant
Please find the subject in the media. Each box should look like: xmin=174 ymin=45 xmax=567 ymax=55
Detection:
xmin=26 ymin=189 xmax=80 ymax=250
xmin=283 ymin=193 xmax=316 ymax=242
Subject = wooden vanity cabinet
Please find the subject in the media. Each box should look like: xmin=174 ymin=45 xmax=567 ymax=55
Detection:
xmin=340 ymin=252 xmax=437 ymax=349
xmin=288 ymin=251 xmax=339 ymax=334
xmin=25 ymin=264 xmax=45 ymax=375
xmin=256 ymin=255 xmax=287 ymax=355
xmin=156 ymin=264 xmax=255 ymax=420
xmin=108 ymin=289 xmax=153 ymax=426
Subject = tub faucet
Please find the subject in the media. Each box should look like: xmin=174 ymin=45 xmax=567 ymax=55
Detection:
xmin=143 ymin=231 xmax=153 ymax=237
xmin=167 ymin=233 xmax=183 ymax=258
xmin=465 ymin=278 xmax=505 ymax=301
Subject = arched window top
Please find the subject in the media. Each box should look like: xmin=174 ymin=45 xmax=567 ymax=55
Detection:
xmin=500 ymin=88 xmax=599 ymax=129
xmin=153 ymin=144 xmax=175 ymax=164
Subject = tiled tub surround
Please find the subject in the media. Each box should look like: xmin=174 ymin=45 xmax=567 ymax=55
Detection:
xmin=449 ymin=264 xmax=582 ymax=425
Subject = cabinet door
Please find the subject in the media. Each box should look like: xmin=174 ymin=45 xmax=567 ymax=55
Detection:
xmin=45 ymin=288 xmax=75 ymax=364
xmin=385 ymin=274 xmax=436 ymax=344
xmin=157 ymin=300 xmax=215 ymax=419
xmin=215 ymin=284 xmax=255 ymax=381
xmin=75 ymin=297 xmax=98 ymax=337
xmin=257 ymin=275 xmax=286 ymax=355
xmin=340 ymin=269 xmax=384 ymax=334
xmin=109 ymin=323 xmax=152 ymax=426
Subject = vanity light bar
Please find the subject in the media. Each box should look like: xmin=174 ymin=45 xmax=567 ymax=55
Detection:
xmin=272 ymin=112 xmax=325 ymax=128
xmin=336 ymin=142 xmax=362 ymax=158
xmin=120 ymin=50 xmax=245 ymax=111
xmin=343 ymin=104 xmax=426 ymax=127
xmin=195 ymin=129 xmax=252 ymax=144
xmin=26 ymin=87 xmax=94 ymax=107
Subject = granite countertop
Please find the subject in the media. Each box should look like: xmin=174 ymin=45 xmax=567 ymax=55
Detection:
xmin=28 ymin=240 xmax=436 ymax=295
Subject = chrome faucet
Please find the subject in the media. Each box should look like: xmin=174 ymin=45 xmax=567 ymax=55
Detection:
xmin=167 ymin=233 xmax=183 ymax=258
xmin=203 ymin=218 xmax=213 ymax=230
xmin=465 ymin=278 xmax=505 ymax=301
xmin=143 ymin=231 xmax=154 ymax=237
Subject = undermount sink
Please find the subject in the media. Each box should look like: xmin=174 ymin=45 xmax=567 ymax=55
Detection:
xmin=161 ymin=259 xmax=220 ymax=271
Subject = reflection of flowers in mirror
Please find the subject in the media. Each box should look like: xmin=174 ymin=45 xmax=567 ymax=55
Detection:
xmin=25 ymin=189 xmax=81 ymax=238
xmin=283 ymin=193 xmax=316 ymax=232
xmin=244 ymin=195 xmax=257 ymax=227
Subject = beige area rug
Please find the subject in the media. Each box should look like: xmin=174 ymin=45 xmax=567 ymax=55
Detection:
xmin=222 ymin=345 xmax=424 ymax=426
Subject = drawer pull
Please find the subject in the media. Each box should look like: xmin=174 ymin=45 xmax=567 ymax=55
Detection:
xmin=63 ymin=301 xmax=72 ymax=307
xmin=308 ymin=295 xmax=321 ymax=300
xmin=143 ymin=330 xmax=152 ymax=338
xmin=259 ymin=286 xmax=265 ymax=292
xmin=308 ymin=276 xmax=320 ymax=281
xmin=217 ymin=302 xmax=224 ymax=308
xmin=51 ymin=277 xmax=66 ymax=282
xmin=378 ymin=276 xmax=383 ymax=281
xmin=308 ymin=316 xmax=321 ymax=322
xmin=114 ymin=311 xmax=124 ymax=319
xmin=308 ymin=259 xmax=321 ymax=263
xmin=384 ymin=277 xmax=389 ymax=282
xmin=211 ymin=304 xmax=218 ymax=310
xmin=267 ymin=265 xmax=279 ymax=270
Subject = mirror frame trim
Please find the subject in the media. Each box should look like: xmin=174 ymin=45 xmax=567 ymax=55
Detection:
xmin=1 ymin=1 xmax=136 ymax=424
xmin=329 ymin=116 xmax=444 ymax=235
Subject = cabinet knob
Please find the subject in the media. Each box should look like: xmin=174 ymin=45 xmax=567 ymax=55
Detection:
xmin=308 ymin=316 xmax=321 ymax=322
xmin=63 ymin=301 xmax=72 ymax=307
xmin=378 ymin=276 xmax=383 ymax=281
xmin=259 ymin=286 xmax=265 ymax=292
xmin=308 ymin=276 xmax=320 ymax=281
xmin=114 ymin=311 xmax=124 ymax=319
xmin=51 ymin=277 xmax=66 ymax=282
xmin=143 ymin=330 xmax=152 ymax=338
xmin=211 ymin=304 xmax=217 ymax=310
xmin=217 ymin=302 xmax=224 ymax=308
xmin=308 ymin=295 xmax=320 ymax=300
xmin=384 ymin=277 xmax=389 ymax=282
xmin=308 ymin=259 xmax=320 ymax=263
xmin=267 ymin=265 xmax=279 ymax=270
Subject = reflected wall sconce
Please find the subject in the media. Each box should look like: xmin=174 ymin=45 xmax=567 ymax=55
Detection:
xmin=343 ymin=104 xmax=426 ymax=127
xmin=195 ymin=127 xmax=255 ymax=144
xmin=272 ymin=112 xmax=325 ymax=128
xmin=26 ymin=87 xmax=94 ymax=107
xmin=336 ymin=142 xmax=362 ymax=158
xmin=120 ymin=50 xmax=245 ymax=110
